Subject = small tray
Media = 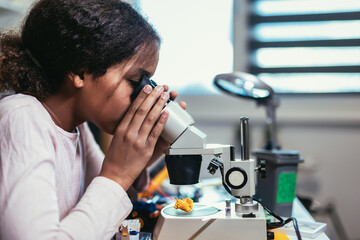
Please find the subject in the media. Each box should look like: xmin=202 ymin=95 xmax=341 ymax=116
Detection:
xmin=274 ymin=221 xmax=327 ymax=239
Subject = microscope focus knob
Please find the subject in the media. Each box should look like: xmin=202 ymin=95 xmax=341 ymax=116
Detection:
xmin=225 ymin=167 xmax=248 ymax=189
xmin=256 ymin=160 xmax=266 ymax=179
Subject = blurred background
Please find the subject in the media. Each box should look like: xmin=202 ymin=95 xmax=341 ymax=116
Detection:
xmin=1 ymin=0 xmax=359 ymax=239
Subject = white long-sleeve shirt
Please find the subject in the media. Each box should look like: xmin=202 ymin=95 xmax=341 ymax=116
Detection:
xmin=0 ymin=94 xmax=133 ymax=240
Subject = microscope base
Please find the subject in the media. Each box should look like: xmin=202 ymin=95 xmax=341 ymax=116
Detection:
xmin=153 ymin=203 xmax=267 ymax=240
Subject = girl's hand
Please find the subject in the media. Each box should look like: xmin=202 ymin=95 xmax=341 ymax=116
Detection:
xmin=100 ymin=85 xmax=170 ymax=190
xmin=146 ymin=85 xmax=187 ymax=167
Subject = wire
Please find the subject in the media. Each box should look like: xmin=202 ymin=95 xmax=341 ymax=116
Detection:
xmin=253 ymin=198 xmax=302 ymax=240
xmin=219 ymin=165 xmax=302 ymax=240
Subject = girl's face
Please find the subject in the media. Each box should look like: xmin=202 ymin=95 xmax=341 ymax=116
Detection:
xmin=76 ymin=46 xmax=159 ymax=134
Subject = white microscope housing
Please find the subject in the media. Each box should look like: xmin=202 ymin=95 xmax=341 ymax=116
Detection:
xmin=153 ymin=101 xmax=266 ymax=240
xmin=131 ymin=76 xmax=266 ymax=239
xmin=162 ymin=100 xmax=257 ymax=200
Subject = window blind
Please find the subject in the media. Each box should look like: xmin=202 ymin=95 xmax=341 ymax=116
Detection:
xmin=248 ymin=0 xmax=360 ymax=93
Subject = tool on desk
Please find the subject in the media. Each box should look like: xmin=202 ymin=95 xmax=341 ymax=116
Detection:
xmin=114 ymin=219 xmax=141 ymax=240
xmin=130 ymin=76 xmax=302 ymax=240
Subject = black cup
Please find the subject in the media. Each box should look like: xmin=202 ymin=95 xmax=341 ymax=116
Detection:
xmin=165 ymin=155 xmax=202 ymax=185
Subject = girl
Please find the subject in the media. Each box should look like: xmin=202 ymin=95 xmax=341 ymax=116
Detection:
xmin=0 ymin=0 xmax=183 ymax=239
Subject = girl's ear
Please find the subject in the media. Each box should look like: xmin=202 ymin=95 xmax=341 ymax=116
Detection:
xmin=68 ymin=72 xmax=85 ymax=88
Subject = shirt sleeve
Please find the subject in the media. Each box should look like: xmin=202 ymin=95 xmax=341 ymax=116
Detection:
xmin=0 ymin=108 xmax=132 ymax=240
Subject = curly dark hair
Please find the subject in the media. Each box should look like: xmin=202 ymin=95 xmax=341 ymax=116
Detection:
xmin=0 ymin=0 xmax=160 ymax=100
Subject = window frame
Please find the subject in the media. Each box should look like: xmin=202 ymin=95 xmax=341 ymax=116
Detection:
xmin=240 ymin=0 xmax=360 ymax=95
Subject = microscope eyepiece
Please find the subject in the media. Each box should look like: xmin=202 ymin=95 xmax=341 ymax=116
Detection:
xmin=131 ymin=75 xmax=158 ymax=101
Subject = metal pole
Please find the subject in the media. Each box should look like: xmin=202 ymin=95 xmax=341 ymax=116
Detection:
xmin=240 ymin=117 xmax=250 ymax=160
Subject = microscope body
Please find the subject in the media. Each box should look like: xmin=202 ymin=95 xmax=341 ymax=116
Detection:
xmin=153 ymin=105 xmax=266 ymax=240
xmin=131 ymin=76 xmax=266 ymax=239
xmin=162 ymin=103 xmax=255 ymax=197
xmin=157 ymin=146 xmax=266 ymax=240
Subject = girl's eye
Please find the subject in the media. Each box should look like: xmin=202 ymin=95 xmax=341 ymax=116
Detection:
xmin=128 ymin=79 xmax=140 ymax=89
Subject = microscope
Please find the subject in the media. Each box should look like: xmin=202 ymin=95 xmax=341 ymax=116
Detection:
xmin=213 ymin=72 xmax=304 ymax=217
xmin=131 ymin=76 xmax=267 ymax=240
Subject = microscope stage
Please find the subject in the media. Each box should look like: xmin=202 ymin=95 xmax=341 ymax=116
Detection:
xmin=153 ymin=202 xmax=267 ymax=240
xmin=163 ymin=204 xmax=220 ymax=217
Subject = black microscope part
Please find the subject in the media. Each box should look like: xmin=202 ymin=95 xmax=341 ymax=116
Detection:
xmin=131 ymin=75 xmax=157 ymax=101
xmin=131 ymin=75 xmax=172 ymax=103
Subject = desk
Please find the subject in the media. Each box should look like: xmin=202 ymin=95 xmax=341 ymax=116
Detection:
xmin=167 ymin=179 xmax=329 ymax=240
xmin=193 ymin=180 xmax=330 ymax=240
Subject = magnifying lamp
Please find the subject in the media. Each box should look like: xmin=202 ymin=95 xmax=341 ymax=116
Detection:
xmin=213 ymin=72 xmax=279 ymax=150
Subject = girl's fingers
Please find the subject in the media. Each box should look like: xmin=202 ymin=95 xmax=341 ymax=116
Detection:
xmin=179 ymin=101 xmax=187 ymax=109
xmin=169 ymin=90 xmax=178 ymax=100
xmin=127 ymin=85 xmax=167 ymax=133
xmin=120 ymin=85 xmax=152 ymax=129
xmin=161 ymin=85 xmax=176 ymax=101
xmin=163 ymin=85 xmax=169 ymax=92
xmin=138 ymin=91 xmax=169 ymax=137
xmin=147 ymin=110 xmax=169 ymax=146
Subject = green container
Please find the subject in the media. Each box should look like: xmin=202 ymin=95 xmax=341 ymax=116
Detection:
xmin=253 ymin=149 xmax=303 ymax=217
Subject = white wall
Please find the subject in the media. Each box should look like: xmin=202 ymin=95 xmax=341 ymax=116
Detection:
xmin=178 ymin=93 xmax=360 ymax=240
xmin=0 ymin=1 xmax=34 ymax=30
